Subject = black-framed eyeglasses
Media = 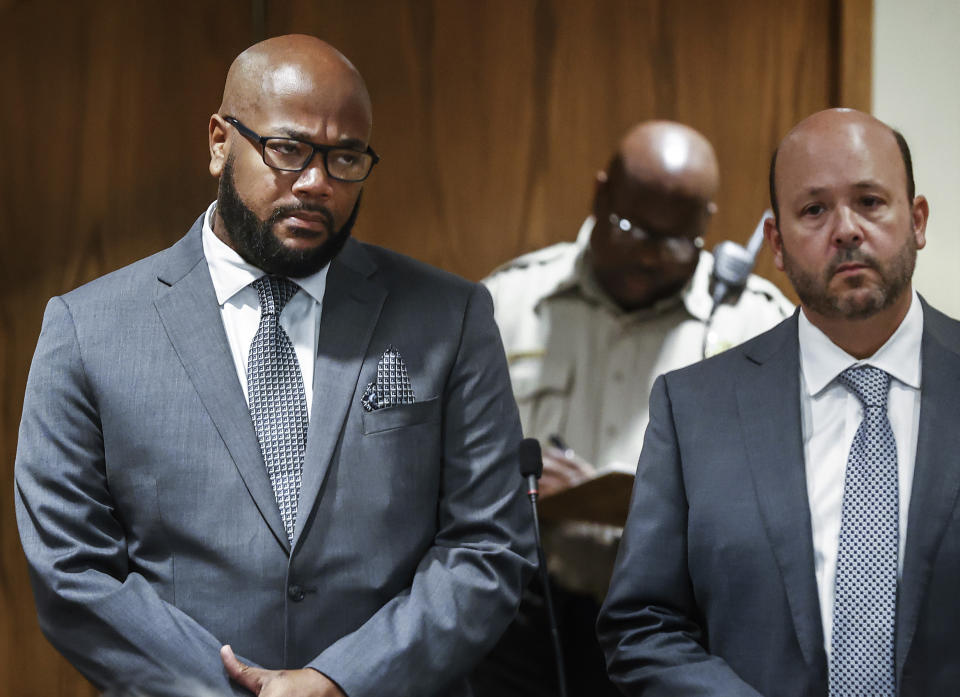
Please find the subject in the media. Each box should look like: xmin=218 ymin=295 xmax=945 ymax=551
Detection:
xmin=223 ymin=115 xmax=380 ymax=182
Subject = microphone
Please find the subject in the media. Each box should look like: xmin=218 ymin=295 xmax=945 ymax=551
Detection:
xmin=709 ymin=210 xmax=771 ymax=310
xmin=517 ymin=438 xmax=568 ymax=697
xmin=519 ymin=437 xmax=544 ymax=500
xmin=702 ymin=211 xmax=771 ymax=359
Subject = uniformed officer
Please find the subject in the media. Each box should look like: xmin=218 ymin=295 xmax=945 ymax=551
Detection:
xmin=474 ymin=121 xmax=793 ymax=697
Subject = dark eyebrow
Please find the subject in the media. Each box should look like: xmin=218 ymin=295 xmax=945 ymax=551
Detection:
xmin=800 ymin=181 xmax=887 ymax=197
xmin=335 ymin=136 xmax=369 ymax=151
xmin=276 ymin=128 xmax=368 ymax=152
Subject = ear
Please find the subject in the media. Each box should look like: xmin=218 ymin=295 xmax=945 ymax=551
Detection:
xmin=209 ymin=114 xmax=229 ymax=178
xmin=911 ymin=194 xmax=929 ymax=250
xmin=592 ymin=170 xmax=609 ymax=217
xmin=764 ymin=216 xmax=785 ymax=271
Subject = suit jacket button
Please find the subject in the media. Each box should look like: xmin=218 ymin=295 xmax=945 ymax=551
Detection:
xmin=288 ymin=584 xmax=305 ymax=602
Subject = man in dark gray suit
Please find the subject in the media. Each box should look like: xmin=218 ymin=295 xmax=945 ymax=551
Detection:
xmin=598 ymin=108 xmax=960 ymax=696
xmin=15 ymin=34 xmax=534 ymax=697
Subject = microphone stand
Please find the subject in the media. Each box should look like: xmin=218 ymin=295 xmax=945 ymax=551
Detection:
xmin=522 ymin=440 xmax=568 ymax=697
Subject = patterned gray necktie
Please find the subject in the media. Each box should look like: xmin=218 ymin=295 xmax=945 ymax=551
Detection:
xmin=829 ymin=365 xmax=898 ymax=697
xmin=247 ymin=276 xmax=309 ymax=544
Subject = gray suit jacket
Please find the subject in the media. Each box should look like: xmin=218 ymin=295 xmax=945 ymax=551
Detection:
xmin=598 ymin=300 xmax=960 ymax=696
xmin=15 ymin=215 xmax=536 ymax=697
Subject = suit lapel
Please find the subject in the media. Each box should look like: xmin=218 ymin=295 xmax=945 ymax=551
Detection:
xmin=153 ymin=220 xmax=289 ymax=551
xmin=896 ymin=304 xmax=960 ymax=679
xmin=292 ymin=240 xmax=386 ymax=550
xmin=736 ymin=315 xmax=826 ymax=671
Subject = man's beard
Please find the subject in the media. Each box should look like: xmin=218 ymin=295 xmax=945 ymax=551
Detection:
xmin=781 ymin=233 xmax=916 ymax=320
xmin=217 ymin=155 xmax=360 ymax=278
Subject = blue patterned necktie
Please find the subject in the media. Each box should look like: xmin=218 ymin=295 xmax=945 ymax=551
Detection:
xmin=829 ymin=365 xmax=898 ymax=697
xmin=247 ymin=276 xmax=309 ymax=544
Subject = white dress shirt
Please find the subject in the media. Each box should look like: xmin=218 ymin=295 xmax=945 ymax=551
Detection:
xmin=200 ymin=201 xmax=328 ymax=416
xmin=798 ymin=290 xmax=923 ymax=657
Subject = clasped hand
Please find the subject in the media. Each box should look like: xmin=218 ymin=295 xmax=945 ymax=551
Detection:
xmin=221 ymin=645 xmax=346 ymax=697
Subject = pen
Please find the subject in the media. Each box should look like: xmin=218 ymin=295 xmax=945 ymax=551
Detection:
xmin=549 ymin=434 xmax=577 ymax=459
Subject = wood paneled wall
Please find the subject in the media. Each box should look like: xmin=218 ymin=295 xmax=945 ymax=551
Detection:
xmin=1 ymin=1 xmax=869 ymax=694
xmin=272 ymin=0 xmax=849 ymax=284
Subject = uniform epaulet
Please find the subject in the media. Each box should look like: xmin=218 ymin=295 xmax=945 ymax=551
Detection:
xmin=485 ymin=242 xmax=576 ymax=277
xmin=744 ymin=272 xmax=795 ymax=313
xmin=744 ymin=272 xmax=785 ymax=296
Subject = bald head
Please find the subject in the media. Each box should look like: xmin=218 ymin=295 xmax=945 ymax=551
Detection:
xmin=611 ymin=121 xmax=719 ymax=202
xmin=208 ymin=36 xmax=376 ymax=278
xmin=762 ymin=107 xmax=928 ymax=357
xmin=769 ymin=108 xmax=914 ymax=224
xmin=589 ymin=121 xmax=719 ymax=310
xmin=220 ymin=34 xmax=372 ymax=133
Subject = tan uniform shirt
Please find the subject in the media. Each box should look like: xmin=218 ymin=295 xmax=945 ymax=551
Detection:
xmin=483 ymin=218 xmax=795 ymax=597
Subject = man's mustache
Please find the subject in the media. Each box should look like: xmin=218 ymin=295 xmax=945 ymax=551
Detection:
xmin=825 ymin=248 xmax=879 ymax=278
xmin=267 ymin=203 xmax=334 ymax=230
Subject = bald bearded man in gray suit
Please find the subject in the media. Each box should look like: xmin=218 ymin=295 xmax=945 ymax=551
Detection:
xmin=16 ymin=35 xmax=534 ymax=697
xmin=599 ymin=109 xmax=960 ymax=696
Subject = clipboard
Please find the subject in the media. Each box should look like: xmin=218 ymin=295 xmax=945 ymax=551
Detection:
xmin=537 ymin=463 xmax=635 ymax=527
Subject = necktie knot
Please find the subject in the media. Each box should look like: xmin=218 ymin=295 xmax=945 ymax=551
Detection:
xmin=838 ymin=365 xmax=890 ymax=409
xmin=253 ymin=276 xmax=299 ymax=317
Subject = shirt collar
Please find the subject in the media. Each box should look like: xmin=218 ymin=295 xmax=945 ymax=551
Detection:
xmin=798 ymin=289 xmax=923 ymax=396
xmin=201 ymin=201 xmax=329 ymax=306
